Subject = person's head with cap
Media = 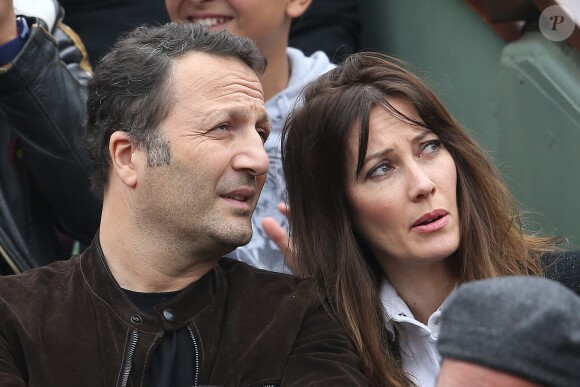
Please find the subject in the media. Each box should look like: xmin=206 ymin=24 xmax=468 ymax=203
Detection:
xmin=437 ymin=276 xmax=580 ymax=387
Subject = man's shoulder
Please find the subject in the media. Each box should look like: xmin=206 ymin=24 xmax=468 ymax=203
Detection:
xmin=217 ymin=257 xmax=305 ymax=283
xmin=211 ymin=259 xmax=365 ymax=385
xmin=0 ymin=256 xmax=80 ymax=298
xmin=217 ymin=257 xmax=317 ymax=298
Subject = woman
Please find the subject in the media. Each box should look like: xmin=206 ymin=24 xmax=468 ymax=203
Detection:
xmin=280 ymin=52 xmax=564 ymax=386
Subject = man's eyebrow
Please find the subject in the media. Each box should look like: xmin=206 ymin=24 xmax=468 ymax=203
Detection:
xmin=256 ymin=111 xmax=271 ymax=128
xmin=206 ymin=108 xmax=271 ymax=132
xmin=226 ymin=108 xmax=269 ymax=122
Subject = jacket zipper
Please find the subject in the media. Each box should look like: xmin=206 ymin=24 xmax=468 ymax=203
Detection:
xmin=121 ymin=329 xmax=139 ymax=387
xmin=187 ymin=326 xmax=200 ymax=387
xmin=0 ymin=243 xmax=21 ymax=275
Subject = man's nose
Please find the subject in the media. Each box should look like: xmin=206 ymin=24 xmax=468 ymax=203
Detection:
xmin=231 ymin=129 xmax=270 ymax=177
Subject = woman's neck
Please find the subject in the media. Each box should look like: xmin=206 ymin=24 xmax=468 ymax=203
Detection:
xmin=385 ymin=261 xmax=456 ymax=325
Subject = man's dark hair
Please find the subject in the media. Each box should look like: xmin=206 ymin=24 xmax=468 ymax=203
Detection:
xmin=85 ymin=22 xmax=267 ymax=197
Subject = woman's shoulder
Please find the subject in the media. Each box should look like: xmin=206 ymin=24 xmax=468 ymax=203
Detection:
xmin=541 ymin=250 xmax=580 ymax=296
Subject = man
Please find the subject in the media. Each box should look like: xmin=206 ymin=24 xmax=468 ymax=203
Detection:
xmin=436 ymin=276 xmax=580 ymax=387
xmin=0 ymin=22 xmax=366 ymax=386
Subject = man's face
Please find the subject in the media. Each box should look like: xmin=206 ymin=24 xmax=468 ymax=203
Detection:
xmin=135 ymin=52 xmax=270 ymax=254
xmin=165 ymin=0 xmax=293 ymax=52
xmin=437 ymin=359 xmax=543 ymax=387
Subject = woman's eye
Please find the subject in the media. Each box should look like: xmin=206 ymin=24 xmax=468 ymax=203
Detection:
xmin=367 ymin=162 xmax=393 ymax=178
xmin=422 ymin=139 xmax=441 ymax=155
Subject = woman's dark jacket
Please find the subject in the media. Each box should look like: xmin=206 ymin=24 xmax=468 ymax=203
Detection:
xmin=0 ymin=238 xmax=366 ymax=386
xmin=0 ymin=13 xmax=101 ymax=275
xmin=542 ymin=250 xmax=580 ymax=296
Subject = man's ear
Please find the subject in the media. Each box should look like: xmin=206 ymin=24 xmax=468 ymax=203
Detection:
xmin=286 ymin=0 xmax=312 ymax=19
xmin=109 ymin=131 xmax=142 ymax=189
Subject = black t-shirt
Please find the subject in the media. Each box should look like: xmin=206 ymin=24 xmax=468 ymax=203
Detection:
xmin=124 ymin=289 xmax=195 ymax=387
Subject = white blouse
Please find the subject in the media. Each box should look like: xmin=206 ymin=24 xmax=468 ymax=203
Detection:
xmin=380 ymin=279 xmax=444 ymax=387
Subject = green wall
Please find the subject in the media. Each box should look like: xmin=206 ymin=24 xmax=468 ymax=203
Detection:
xmin=360 ymin=0 xmax=580 ymax=245
xmin=498 ymin=33 xmax=580 ymax=242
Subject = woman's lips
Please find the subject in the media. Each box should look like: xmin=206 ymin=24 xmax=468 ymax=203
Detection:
xmin=411 ymin=213 xmax=449 ymax=233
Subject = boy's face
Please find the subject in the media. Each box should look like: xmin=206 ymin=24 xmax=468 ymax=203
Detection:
xmin=165 ymin=0 xmax=297 ymax=52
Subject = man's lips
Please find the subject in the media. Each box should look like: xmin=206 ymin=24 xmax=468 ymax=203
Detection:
xmin=222 ymin=187 xmax=255 ymax=201
xmin=411 ymin=209 xmax=449 ymax=233
xmin=220 ymin=188 xmax=255 ymax=211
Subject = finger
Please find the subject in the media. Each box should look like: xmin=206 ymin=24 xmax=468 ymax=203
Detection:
xmin=262 ymin=216 xmax=290 ymax=256
xmin=277 ymin=202 xmax=290 ymax=217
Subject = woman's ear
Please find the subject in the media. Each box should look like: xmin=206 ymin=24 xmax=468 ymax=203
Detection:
xmin=286 ymin=0 xmax=312 ymax=19
xmin=109 ymin=131 xmax=141 ymax=189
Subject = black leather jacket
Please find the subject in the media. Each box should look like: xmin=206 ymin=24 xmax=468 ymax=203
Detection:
xmin=0 ymin=14 xmax=101 ymax=274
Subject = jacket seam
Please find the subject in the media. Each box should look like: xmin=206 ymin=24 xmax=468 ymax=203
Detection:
xmin=137 ymin=333 xmax=163 ymax=387
xmin=246 ymin=378 xmax=280 ymax=387
xmin=79 ymin=253 xmax=157 ymax=334
xmin=80 ymin=254 xmax=128 ymax=326
xmin=189 ymin=321 xmax=205 ymax=368
xmin=115 ymin=329 xmax=131 ymax=387
xmin=91 ymin=245 xmax=166 ymax=329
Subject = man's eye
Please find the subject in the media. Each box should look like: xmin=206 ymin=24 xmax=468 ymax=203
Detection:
xmin=257 ymin=129 xmax=269 ymax=143
xmin=214 ymin=123 xmax=230 ymax=131
xmin=367 ymin=162 xmax=393 ymax=178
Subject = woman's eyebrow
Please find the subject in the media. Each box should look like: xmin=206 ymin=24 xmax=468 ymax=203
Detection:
xmin=411 ymin=128 xmax=433 ymax=143
xmin=364 ymin=147 xmax=393 ymax=164
xmin=364 ymin=129 xmax=433 ymax=163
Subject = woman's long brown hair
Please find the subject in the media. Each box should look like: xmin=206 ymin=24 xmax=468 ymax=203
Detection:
xmin=281 ymin=52 xmax=557 ymax=386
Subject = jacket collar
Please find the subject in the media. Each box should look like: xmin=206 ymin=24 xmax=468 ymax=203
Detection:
xmin=79 ymin=234 xmax=219 ymax=332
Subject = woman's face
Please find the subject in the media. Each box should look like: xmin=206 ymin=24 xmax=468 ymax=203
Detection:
xmin=345 ymin=98 xmax=460 ymax=274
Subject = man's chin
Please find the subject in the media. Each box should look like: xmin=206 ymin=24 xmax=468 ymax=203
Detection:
xmin=225 ymin=234 xmax=252 ymax=248
xmin=214 ymin=228 xmax=253 ymax=249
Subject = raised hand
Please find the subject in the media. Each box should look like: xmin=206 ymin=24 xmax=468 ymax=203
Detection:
xmin=262 ymin=202 xmax=295 ymax=270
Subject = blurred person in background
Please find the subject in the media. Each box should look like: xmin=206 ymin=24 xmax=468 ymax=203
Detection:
xmin=0 ymin=0 xmax=100 ymax=275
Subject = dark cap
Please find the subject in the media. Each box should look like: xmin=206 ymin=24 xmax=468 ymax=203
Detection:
xmin=438 ymin=276 xmax=580 ymax=387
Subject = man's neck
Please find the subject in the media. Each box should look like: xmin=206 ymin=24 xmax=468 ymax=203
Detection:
xmin=99 ymin=216 xmax=218 ymax=293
